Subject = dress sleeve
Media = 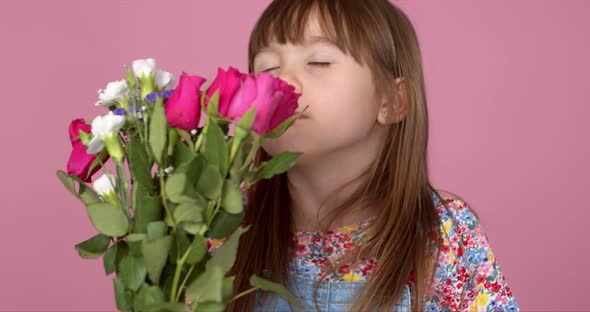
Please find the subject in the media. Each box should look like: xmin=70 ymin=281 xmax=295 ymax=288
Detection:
xmin=455 ymin=203 xmax=520 ymax=311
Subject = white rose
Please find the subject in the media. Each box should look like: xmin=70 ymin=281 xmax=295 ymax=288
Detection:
xmin=155 ymin=69 xmax=175 ymax=90
xmin=96 ymin=79 xmax=129 ymax=107
xmin=92 ymin=173 xmax=116 ymax=197
xmin=86 ymin=111 xmax=127 ymax=154
xmin=132 ymin=58 xmax=156 ymax=78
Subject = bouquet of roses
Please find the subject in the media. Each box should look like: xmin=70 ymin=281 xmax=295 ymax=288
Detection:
xmin=56 ymin=58 xmax=306 ymax=311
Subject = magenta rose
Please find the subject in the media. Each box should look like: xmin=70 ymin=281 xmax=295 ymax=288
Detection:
xmin=210 ymin=71 xmax=301 ymax=136
xmin=204 ymin=66 xmax=246 ymax=116
xmin=164 ymin=71 xmax=207 ymax=131
xmin=66 ymin=118 xmax=109 ymax=182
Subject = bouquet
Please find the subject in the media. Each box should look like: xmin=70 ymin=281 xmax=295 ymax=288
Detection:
xmin=56 ymin=58 xmax=307 ymax=311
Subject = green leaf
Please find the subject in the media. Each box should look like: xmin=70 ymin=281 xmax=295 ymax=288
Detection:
xmin=77 ymin=182 xmax=102 ymax=205
xmin=208 ymin=209 xmax=244 ymax=239
xmin=194 ymin=302 xmax=226 ymax=312
xmin=86 ymin=203 xmax=129 ymax=237
xmin=186 ymin=234 xmax=207 ymax=265
xmin=236 ymin=105 xmax=257 ymax=129
xmin=250 ymin=274 xmax=304 ymax=311
xmin=146 ymin=221 xmax=168 ymax=240
xmin=222 ymin=276 xmax=235 ymax=302
xmin=149 ymin=96 xmax=168 ymax=166
xmin=56 ymin=170 xmax=77 ymax=197
xmin=195 ymin=164 xmax=223 ymax=200
xmin=132 ymin=182 xmax=162 ymax=233
xmin=221 ymin=179 xmax=243 ymax=214
xmin=207 ymin=225 xmax=250 ymax=272
xmin=119 ymin=255 xmax=147 ymax=291
xmin=264 ymin=107 xmax=308 ymax=139
xmin=181 ymin=222 xmax=206 ymax=235
xmin=186 ymin=264 xmax=224 ymax=304
xmin=168 ymin=128 xmax=179 ymax=156
xmin=134 ymin=284 xmax=165 ymax=312
xmin=56 ymin=170 xmax=102 ymax=205
xmin=70 ymin=174 xmax=102 ymax=205
xmin=74 ymin=233 xmax=111 ymax=259
xmin=103 ymin=242 xmax=118 ymax=275
xmin=127 ymin=136 xmax=154 ymax=189
xmin=142 ymin=235 xmax=172 ymax=285
xmin=256 ymin=151 xmax=303 ymax=180
xmin=113 ymin=277 xmax=130 ymax=311
xmin=164 ymin=172 xmax=189 ymax=203
xmin=165 ymin=169 xmax=207 ymax=204
xmin=173 ymin=202 xmax=205 ymax=225
xmin=127 ymin=233 xmax=146 ymax=256
xmin=84 ymin=149 xmax=109 ymax=181
xmin=168 ymin=228 xmax=191 ymax=265
xmin=171 ymin=139 xmax=196 ymax=167
xmin=143 ymin=302 xmax=190 ymax=312
xmin=103 ymin=240 xmax=128 ymax=275
xmin=203 ymin=118 xmax=229 ymax=177
xmin=207 ymin=89 xmax=220 ymax=116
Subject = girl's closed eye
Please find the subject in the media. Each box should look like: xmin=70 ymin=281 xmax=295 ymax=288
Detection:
xmin=262 ymin=62 xmax=331 ymax=72
xmin=308 ymin=62 xmax=331 ymax=67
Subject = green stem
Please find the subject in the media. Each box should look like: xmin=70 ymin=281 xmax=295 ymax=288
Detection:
xmin=194 ymin=131 xmax=204 ymax=153
xmin=174 ymin=262 xmax=197 ymax=302
xmin=211 ymin=198 xmax=222 ymax=224
xmin=170 ymin=238 xmax=193 ymax=302
xmin=239 ymin=136 xmax=260 ymax=174
xmin=136 ymin=123 xmax=145 ymax=144
xmin=159 ymin=168 xmax=176 ymax=225
xmin=115 ymin=162 xmax=129 ymax=217
xmin=228 ymin=286 xmax=261 ymax=303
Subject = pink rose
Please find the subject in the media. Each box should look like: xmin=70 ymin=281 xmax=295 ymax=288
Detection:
xmin=66 ymin=118 xmax=109 ymax=182
xmin=208 ymin=70 xmax=300 ymax=136
xmin=164 ymin=71 xmax=207 ymax=131
xmin=204 ymin=66 xmax=245 ymax=116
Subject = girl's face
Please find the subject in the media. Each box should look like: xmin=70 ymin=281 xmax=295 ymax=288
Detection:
xmin=253 ymin=15 xmax=386 ymax=166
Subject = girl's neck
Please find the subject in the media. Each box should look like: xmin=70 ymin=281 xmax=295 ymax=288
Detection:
xmin=287 ymin=158 xmax=380 ymax=233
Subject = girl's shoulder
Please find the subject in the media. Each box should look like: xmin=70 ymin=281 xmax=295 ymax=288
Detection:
xmin=432 ymin=189 xmax=482 ymax=236
xmin=427 ymin=189 xmax=519 ymax=311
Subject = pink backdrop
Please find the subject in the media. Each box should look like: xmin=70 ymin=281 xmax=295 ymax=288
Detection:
xmin=1 ymin=0 xmax=588 ymax=311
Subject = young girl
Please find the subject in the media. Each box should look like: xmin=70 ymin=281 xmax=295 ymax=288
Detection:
xmin=211 ymin=1 xmax=519 ymax=311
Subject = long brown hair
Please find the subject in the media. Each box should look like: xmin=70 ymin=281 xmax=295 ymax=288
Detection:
xmin=226 ymin=1 xmax=471 ymax=311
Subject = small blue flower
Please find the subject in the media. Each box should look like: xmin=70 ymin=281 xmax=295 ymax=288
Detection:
xmin=505 ymin=299 xmax=519 ymax=311
xmin=425 ymin=302 xmax=439 ymax=312
xmin=146 ymin=89 xmax=175 ymax=103
xmin=113 ymin=108 xmax=126 ymax=116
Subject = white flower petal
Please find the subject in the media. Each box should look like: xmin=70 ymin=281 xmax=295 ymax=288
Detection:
xmin=104 ymin=111 xmax=126 ymax=133
xmin=91 ymin=112 xmax=127 ymax=138
xmin=93 ymin=174 xmax=116 ymax=196
xmin=91 ymin=115 xmax=108 ymax=137
xmin=132 ymin=58 xmax=156 ymax=78
xmin=155 ymin=69 xmax=175 ymax=90
xmin=97 ymin=80 xmax=129 ymax=106
xmin=86 ymin=137 xmax=105 ymax=154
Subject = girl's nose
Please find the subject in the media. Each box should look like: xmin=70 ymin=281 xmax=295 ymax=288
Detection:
xmin=277 ymin=71 xmax=302 ymax=95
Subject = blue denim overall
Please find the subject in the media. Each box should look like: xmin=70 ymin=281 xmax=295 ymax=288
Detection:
xmin=251 ymin=191 xmax=441 ymax=311
xmin=253 ymin=268 xmax=412 ymax=312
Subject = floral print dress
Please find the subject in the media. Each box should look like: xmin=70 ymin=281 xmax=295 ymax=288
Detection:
xmin=205 ymin=190 xmax=519 ymax=311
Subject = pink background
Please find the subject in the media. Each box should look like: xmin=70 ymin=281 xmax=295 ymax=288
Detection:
xmin=1 ymin=0 xmax=588 ymax=311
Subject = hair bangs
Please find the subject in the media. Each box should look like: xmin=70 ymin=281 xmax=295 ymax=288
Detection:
xmin=247 ymin=0 xmax=373 ymax=73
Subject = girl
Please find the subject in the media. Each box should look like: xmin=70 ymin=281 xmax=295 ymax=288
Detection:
xmin=212 ymin=0 xmax=519 ymax=311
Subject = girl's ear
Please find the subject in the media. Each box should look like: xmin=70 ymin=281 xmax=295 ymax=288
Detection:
xmin=377 ymin=77 xmax=408 ymax=125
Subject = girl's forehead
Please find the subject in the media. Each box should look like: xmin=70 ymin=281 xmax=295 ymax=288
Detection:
xmin=267 ymin=10 xmax=334 ymax=46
